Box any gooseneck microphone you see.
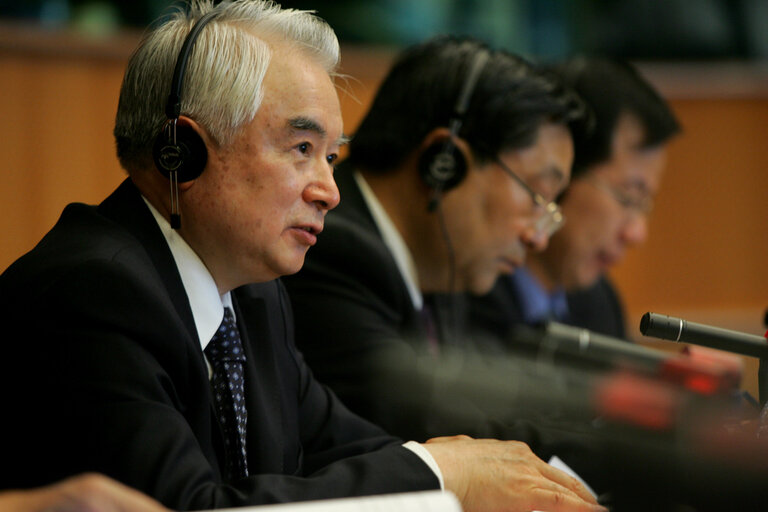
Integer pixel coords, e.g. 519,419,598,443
541,322,669,371
640,312,768,359
512,321,739,394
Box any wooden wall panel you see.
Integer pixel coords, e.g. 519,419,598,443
0,45,127,270
610,98,768,337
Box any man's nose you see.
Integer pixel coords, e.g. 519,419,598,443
522,223,550,252
304,163,340,211
621,213,649,247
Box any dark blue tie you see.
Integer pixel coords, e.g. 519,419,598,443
205,307,249,479
419,303,440,356
548,290,570,323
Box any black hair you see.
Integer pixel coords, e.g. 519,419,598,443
546,57,681,178
347,35,588,172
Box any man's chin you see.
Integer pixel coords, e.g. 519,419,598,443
268,253,308,279
281,260,306,277
568,270,603,292
468,274,498,297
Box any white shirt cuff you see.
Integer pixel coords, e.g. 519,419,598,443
402,440,444,490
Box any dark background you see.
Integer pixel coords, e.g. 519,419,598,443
2,0,768,61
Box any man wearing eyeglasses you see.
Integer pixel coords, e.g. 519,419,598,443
468,57,680,342
281,36,592,447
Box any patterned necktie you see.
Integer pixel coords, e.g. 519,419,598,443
205,307,249,480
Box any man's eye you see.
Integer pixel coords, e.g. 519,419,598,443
327,154,338,165
297,142,311,154
617,189,641,207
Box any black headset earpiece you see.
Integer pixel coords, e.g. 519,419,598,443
419,47,490,209
153,123,207,182
418,140,467,192
153,10,219,229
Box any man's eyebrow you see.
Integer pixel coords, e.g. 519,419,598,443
289,116,349,147
289,116,325,136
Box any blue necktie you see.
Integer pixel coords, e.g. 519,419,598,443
205,307,249,480
549,290,570,323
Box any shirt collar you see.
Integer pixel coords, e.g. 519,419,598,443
142,197,232,350
354,171,423,310
511,266,569,324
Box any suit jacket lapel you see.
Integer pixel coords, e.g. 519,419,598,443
233,285,286,474
333,163,379,232
334,165,428,346
98,178,198,345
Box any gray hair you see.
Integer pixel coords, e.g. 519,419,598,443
114,0,340,171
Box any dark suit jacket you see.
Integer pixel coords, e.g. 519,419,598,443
0,179,437,509
282,167,601,455
567,278,627,338
467,273,628,349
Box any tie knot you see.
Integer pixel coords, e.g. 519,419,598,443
205,308,245,364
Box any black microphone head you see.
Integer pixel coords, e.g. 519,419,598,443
763,308,768,328
639,311,681,339
639,312,652,335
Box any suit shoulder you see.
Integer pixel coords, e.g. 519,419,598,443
8,202,142,268
1,203,157,307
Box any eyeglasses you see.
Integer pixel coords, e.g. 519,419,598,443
585,178,654,216
493,157,564,237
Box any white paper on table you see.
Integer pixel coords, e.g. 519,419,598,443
197,490,461,512
547,455,597,498
531,456,599,512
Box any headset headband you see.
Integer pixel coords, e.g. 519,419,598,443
165,10,220,120
447,48,490,139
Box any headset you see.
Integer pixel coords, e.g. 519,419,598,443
153,10,219,229
418,47,490,211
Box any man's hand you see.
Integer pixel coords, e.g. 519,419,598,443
423,435,606,512
0,473,169,512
